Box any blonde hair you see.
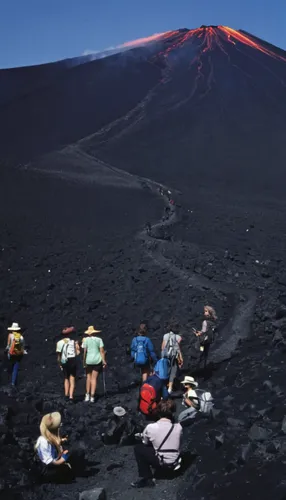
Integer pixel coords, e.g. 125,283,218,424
204,305,217,321
35,412,62,455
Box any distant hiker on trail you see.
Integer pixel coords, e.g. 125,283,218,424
145,222,152,235
161,322,183,395
6,322,26,386
158,187,164,196
56,327,80,403
83,325,107,403
164,206,171,220
193,305,217,369
131,324,157,382
178,376,214,425
131,400,182,489
138,368,169,417
35,412,73,481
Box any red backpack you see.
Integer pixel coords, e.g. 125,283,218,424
139,383,157,415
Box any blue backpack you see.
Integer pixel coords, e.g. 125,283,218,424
154,358,170,381
134,337,148,366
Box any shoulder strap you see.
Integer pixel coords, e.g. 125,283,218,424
157,424,175,452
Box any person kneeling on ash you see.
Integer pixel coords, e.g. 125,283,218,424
131,400,182,488
35,412,74,481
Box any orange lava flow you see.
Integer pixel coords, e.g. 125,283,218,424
120,30,180,48
219,26,286,62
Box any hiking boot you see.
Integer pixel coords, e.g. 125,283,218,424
131,478,156,488
84,394,90,402
64,395,69,402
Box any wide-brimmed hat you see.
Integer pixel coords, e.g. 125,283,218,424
7,322,21,331
181,376,198,387
84,325,101,335
113,406,126,417
62,326,75,335
40,412,61,433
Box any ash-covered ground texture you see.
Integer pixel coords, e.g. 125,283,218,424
1,24,286,500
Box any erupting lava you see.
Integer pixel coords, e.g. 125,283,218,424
119,25,286,64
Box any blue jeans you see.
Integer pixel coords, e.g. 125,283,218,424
8,355,21,385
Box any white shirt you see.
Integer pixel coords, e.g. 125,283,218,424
142,419,182,464
35,436,58,465
183,389,199,410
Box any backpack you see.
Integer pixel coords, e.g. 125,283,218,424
163,332,180,361
61,339,76,364
196,390,214,415
154,358,170,381
134,337,148,366
201,322,217,346
139,383,157,415
9,333,24,356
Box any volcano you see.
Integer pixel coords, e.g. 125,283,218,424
1,24,286,199
2,26,286,500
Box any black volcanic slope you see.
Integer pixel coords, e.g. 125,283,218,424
2,26,286,500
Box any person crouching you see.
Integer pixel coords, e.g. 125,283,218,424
178,376,199,424
131,400,182,488
35,412,73,482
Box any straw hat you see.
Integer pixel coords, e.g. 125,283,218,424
84,325,101,335
7,322,21,331
113,406,126,417
40,412,61,432
181,376,198,387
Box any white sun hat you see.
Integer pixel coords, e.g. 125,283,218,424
113,406,126,417
7,322,21,331
181,376,198,387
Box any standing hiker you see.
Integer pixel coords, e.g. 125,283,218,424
6,322,25,386
161,322,183,395
131,324,157,383
193,305,217,369
82,325,107,403
56,327,80,403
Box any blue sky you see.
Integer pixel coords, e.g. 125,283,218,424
1,0,285,68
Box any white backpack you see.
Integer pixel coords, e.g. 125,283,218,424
61,339,76,364
163,332,180,360
196,390,214,415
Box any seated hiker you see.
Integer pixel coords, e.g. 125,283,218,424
102,406,142,446
178,376,199,423
56,327,80,403
6,322,26,386
139,369,169,417
82,325,107,403
35,412,74,482
193,305,217,369
131,324,157,383
178,376,214,424
161,321,183,395
131,400,182,488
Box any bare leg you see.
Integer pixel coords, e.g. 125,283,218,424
86,371,91,395
141,365,150,383
90,370,99,397
64,378,70,397
69,375,75,399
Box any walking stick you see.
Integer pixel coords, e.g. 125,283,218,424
102,368,107,397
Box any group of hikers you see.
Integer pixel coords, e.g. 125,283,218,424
4,305,217,488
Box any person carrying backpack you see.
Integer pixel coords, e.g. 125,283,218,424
193,305,217,369
131,324,157,383
138,369,169,417
178,376,213,425
56,327,80,403
6,322,26,386
131,400,182,488
161,322,183,395
82,325,107,403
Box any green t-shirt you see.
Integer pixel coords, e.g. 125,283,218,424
82,336,104,365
